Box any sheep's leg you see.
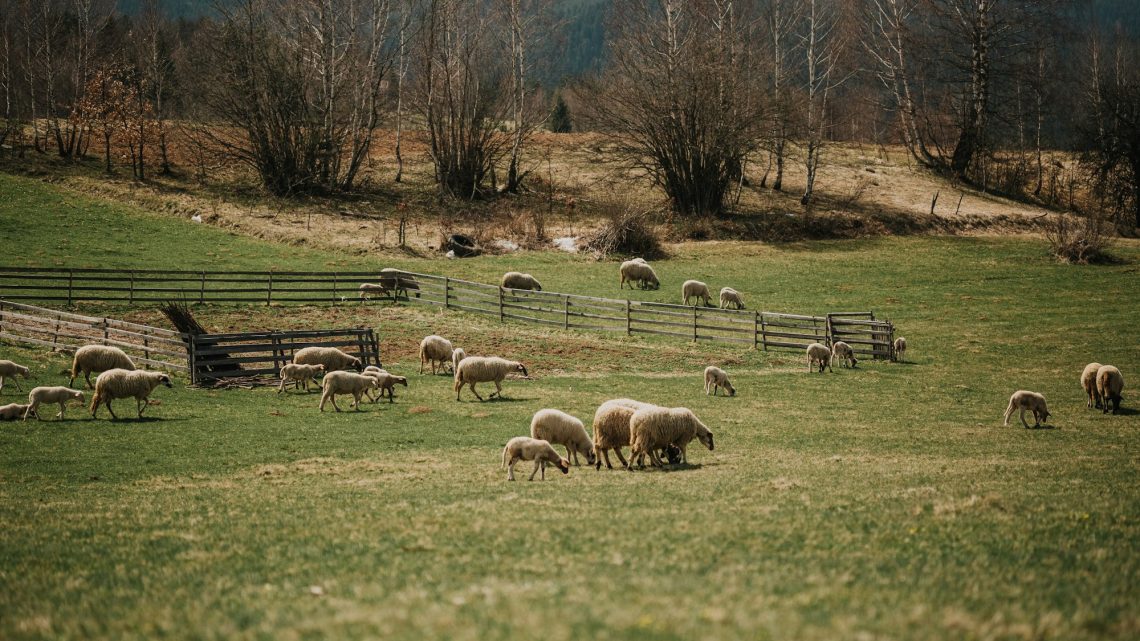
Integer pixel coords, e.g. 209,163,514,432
1002,400,1015,426
319,390,329,412
507,458,517,481
1019,407,1031,429
23,402,38,421
598,449,611,470
679,443,689,464
0,376,4,392
648,448,664,467
137,397,147,418
614,448,630,468
278,378,287,394
11,377,21,391
352,391,362,410
469,383,484,401
85,371,94,389
489,380,503,399
529,460,542,481
106,400,119,420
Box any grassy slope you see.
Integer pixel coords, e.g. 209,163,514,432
1,174,1139,640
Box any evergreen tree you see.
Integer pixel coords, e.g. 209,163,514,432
549,94,572,133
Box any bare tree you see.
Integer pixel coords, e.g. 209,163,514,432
134,0,174,175
798,0,848,206
393,0,416,183
498,0,550,193
762,0,803,191
1083,28,1140,228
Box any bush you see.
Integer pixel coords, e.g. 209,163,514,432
584,209,665,259
1045,211,1115,264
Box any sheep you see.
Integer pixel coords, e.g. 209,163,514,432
681,280,713,307
69,345,136,389
501,271,543,291
1002,390,1051,428
318,371,379,412
358,283,391,301
380,268,421,299
0,359,30,393
619,260,660,290
360,365,391,402
1,403,35,420
627,406,714,470
501,436,570,481
452,347,467,373
1096,365,1125,415
591,399,681,470
364,371,408,403
277,362,325,394
453,356,528,401
806,342,832,373
24,386,85,420
1081,362,1103,409
703,366,736,396
718,287,744,310
90,370,172,420
530,408,596,467
831,341,857,368
293,346,363,373
419,335,455,375
893,337,908,362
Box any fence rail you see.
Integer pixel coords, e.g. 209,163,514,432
190,328,381,384
0,267,896,357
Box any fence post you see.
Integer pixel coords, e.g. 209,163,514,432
625,300,631,336
753,311,759,350
67,270,74,307
103,318,110,345
52,319,61,351
129,271,135,304
271,332,283,373
333,272,338,304
444,278,450,309
144,334,151,362
692,306,698,342
199,271,206,304
563,296,569,330
188,335,197,385
760,314,768,351
498,287,504,323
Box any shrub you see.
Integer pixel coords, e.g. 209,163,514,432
584,209,665,259
1045,210,1115,264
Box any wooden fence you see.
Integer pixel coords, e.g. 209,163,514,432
0,300,189,373
190,328,381,384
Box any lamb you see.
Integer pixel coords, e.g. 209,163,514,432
318,371,379,412
452,347,467,373
530,408,596,466
453,356,528,401
703,366,736,396
24,386,86,420
806,342,832,373
0,359,30,392
1002,390,1051,428
277,362,325,393
893,337,907,362
719,287,744,310
681,280,712,307
361,365,390,402
1096,365,1125,415
831,341,857,368
358,283,391,301
591,399,681,470
501,271,543,291
419,335,455,375
364,371,408,403
1081,362,1103,409
627,406,714,469
69,345,136,389
293,346,363,373
619,259,660,290
501,436,570,481
0,403,34,420
90,370,172,420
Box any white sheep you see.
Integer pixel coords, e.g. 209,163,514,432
453,356,528,401
24,386,85,420
1002,390,1051,428
293,346,363,373
501,436,570,481
318,371,379,412
278,362,326,393
831,341,857,368
530,408,596,466
358,283,391,301
1096,365,1124,415
360,365,390,402
0,359,31,393
452,347,467,373
90,370,172,420
1,402,35,420
619,260,660,290
69,345,136,389
1081,362,1103,409
364,371,408,403
501,272,542,291
719,287,744,310
681,280,712,306
419,335,455,375
703,366,736,396
806,342,832,373
628,406,714,469
893,337,907,362
591,399,680,470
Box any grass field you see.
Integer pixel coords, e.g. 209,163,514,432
2,174,1139,640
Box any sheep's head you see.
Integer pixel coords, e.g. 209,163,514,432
556,458,570,474
158,374,173,388
396,377,408,387
647,275,660,289
315,364,327,373
725,382,736,397
17,366,29,377
72,391,86,402
584,447,597,466
697,427,714,451
664,444,683,464
516,363,529,377
351,358,363,372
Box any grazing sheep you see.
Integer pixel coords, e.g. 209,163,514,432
1096,365,1125,415
278,363,325,393
806,342,832,373
0,359,30,393
1081,362,1103,409
358,283,391,301
718,287,744,310
501,272,543,291
419,335,455,375
70,345,136,389
365,371,407,403
90,370,172,420
591,399,681,470
1002,390,1051,428
893,337,907,362
681,280,712,307
318,371,379,412
293,346,363,373
361,365,391,402
628,407,714,469
1,403,34,420
704,366,736,396
831,341,857,368
452,347,467,373
530,408,596,466
619,260,661,290
501,436,570,481
24,386,85,420
380,268,421,299
454,356,528,401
